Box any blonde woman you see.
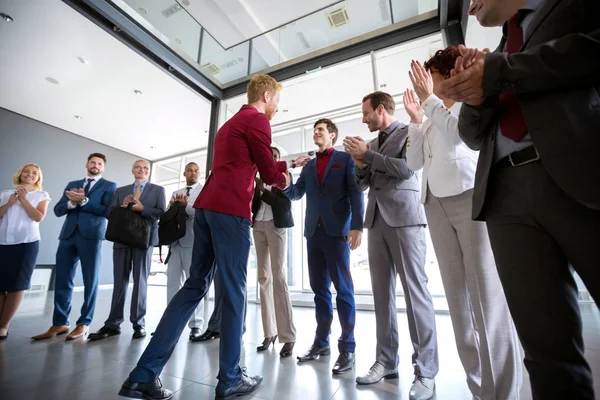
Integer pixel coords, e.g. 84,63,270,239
0,164,51,340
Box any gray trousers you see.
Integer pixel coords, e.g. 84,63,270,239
105,246,153,329
368,210,439,378
425,188,522,400
484,162,600,400
166,242,205,330
253,220,296,343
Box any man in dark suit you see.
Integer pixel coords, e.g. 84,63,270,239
119,74,290,400
89,159,165,341
438,0,600,398
252,146,296,358
32,153,117,341
284,118,364,375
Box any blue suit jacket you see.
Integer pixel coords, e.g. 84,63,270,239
54,178,117,240
107,183,166,248
284,150,364,237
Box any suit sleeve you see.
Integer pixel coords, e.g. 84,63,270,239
261,189,292,213
458,101,499,151
54,184,74,217
283,169,306,201
355,141,374,192
80,182,116,217
483,26,600,96
106,188,120,218
141,186,166,220
362,147,414,180
346,157,364,232
247,114,287,189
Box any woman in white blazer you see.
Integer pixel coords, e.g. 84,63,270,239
405,47,522,400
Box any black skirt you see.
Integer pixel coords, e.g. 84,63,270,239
0,241,40,291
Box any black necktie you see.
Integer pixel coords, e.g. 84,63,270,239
378,132,388,147
84,178,94,195
185,186,192,196
316,150,329,158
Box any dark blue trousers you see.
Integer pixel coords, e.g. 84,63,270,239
52,231,102,326
129,209,251,390
306,225,356,353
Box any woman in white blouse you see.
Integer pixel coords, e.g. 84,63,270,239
0,163,50,340
404,47,522,400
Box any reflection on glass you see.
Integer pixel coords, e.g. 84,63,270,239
200,33,250,83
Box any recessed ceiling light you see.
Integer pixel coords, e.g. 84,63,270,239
0,13,14,22
134,90,143,95
45,77,59,84
380,83,387,88
282,109,289,113
150,146,156,149
138,7,147,14
74,115,82,120
175,38,182,44
78,57,88,64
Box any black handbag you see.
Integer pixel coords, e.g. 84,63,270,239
158,202,188,246
105,203,151,249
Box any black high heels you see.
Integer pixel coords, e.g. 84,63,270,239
256,335,277,352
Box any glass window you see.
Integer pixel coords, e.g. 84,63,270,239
200,33,250,83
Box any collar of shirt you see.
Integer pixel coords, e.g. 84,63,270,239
134,181,148,191
186,182,200,190
316,147,334,157
85,175,101,181
521,0,543,12
380,120,401,136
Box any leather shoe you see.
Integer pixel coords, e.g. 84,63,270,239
409,376,435,400
215,369,262,399
88,326,121,341
280,342,295,358
188,327,202,341
297,344,330,362
31,325,69,340
256,335,277,352
332,352,355,374
133,326,146,339
356,361,398,384
118,377,173,400
66,325,89,341
191,329,219,342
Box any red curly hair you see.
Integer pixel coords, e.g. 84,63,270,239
424,46,462,78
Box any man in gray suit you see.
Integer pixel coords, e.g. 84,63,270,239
344,91,438,400
89,160,166,341
439,0,600,398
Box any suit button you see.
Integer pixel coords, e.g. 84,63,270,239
375,187,381,191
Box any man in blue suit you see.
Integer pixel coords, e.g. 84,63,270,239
32,153,117,341
285,118,364,375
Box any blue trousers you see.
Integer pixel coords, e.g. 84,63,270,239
306,225,356,353
129,209,251,390
53,231,102,326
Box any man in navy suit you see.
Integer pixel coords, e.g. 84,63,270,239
284,118,364,375
32,153,117,341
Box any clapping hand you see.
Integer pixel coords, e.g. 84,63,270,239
65,188,85,204
403,89,424,124
408,60,434,102
7,192,18,206
131,197,144,212
170,193,188,206
254,177,265,192
439,45,489,106
15,186,28,203
122,194,134,207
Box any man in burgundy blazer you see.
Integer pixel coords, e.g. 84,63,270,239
120,74,290,400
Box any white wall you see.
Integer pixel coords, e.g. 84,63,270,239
464,15,502,50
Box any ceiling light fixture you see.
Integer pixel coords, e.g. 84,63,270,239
0,13,14,22
74,115,82,120
175,38,182,44
282,109,289,113
138,8,147,15
45,77,59,84
134,90,143,95
78,57,88,64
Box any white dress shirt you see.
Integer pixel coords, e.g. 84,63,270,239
255,184,274,222
67,175,102,209
406,94,479,204
171,182,202,218
0,189,51,244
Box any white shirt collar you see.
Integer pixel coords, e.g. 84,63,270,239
85,175,102,181
185,182,200,190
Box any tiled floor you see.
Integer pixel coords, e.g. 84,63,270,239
0,287,598,400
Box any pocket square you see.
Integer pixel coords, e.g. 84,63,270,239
332,164,342,169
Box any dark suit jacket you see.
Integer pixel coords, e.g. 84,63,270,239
107,183,166,248
284,150,364,237
251,185,294,229
459,0,600,220
54,178,117,240
194,105,288,220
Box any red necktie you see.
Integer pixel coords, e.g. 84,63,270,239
498,11,528,141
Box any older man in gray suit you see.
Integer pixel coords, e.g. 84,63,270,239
344,91,438,400
89,159,166,341
438,0,600,398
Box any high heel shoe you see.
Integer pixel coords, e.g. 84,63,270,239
280,342,295,358
256,335,277,352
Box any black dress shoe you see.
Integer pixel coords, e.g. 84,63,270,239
118,377,173,400
297,344,330,362
191,329,220,342
280,342,295,358
133,327,146,339
0,331,8,341
88,326,120,341
256,335,277,352
189,328,202,341
332,352,355,375
215,369,263,399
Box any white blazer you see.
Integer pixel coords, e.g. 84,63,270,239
406,95,479,204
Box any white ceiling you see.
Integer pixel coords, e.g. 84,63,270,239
464,15,502,50
0,0,212,161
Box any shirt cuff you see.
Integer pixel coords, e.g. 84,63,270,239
67,201,77,209
80,197,89,207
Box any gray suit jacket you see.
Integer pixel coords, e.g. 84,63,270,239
108,183,166,248
355,122,426,229
459,0,600,220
